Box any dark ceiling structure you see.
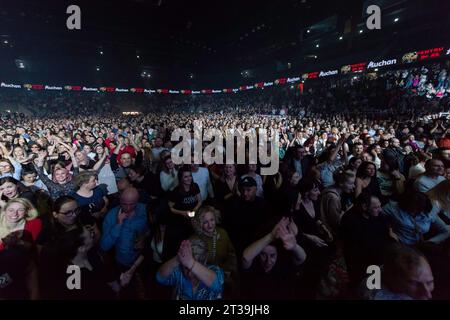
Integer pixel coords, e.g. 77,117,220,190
0,0,449,88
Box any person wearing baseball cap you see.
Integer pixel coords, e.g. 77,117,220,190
223,176,270,255
239,176,257,198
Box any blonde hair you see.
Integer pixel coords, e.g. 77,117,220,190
74,170,98,189
192,205,221,236
0,198,39,239
13,146,28,160
427,180,450,211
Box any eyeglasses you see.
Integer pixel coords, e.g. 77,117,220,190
59,208,81,216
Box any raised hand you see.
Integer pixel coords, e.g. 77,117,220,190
68,145,78,158
177,240,194,269
286,217,298,236
277,222,297,251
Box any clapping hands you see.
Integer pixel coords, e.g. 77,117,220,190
271,217,299,251
177,240,195,269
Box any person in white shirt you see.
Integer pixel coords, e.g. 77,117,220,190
414,159,446,193
191,163,214,201
151,137,169,161
160,156,178,192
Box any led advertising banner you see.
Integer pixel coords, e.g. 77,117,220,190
1,45,448,95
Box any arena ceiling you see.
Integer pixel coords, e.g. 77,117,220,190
0,0,448,87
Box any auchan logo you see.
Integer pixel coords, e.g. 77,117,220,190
367,59,397,68
319,70,338,77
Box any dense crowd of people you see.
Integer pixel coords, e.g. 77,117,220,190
0,60,450,300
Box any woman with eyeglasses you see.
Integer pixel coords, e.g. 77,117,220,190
0,198,42,252
36,196,81,247
52,224,123,300
37,196,103,298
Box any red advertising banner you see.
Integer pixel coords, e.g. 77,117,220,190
274,78,287,85
341,62,367,74
402,47,445,63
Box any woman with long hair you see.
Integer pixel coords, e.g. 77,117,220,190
426,180,450,222
0,198,41,251
165,165,202,258
0,177,37,209
215,164,239,204
355,161,383,200
160,155,179,192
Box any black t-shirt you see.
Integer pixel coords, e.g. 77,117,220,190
169,183,200,211
133,173,163,199
292,202,321,236
55,250,116,300
339,208,394,283
0,249,31,299
79,159,96,171
223,196,270,255
241,254,296,300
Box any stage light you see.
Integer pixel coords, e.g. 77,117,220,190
339,36,343,40
374,68,379,72
15,59,27,69
316,44,319,48
359,30,363,34
136,55,140,59
394,18,399,22
100,51,104,55
3,40,8,44
96,67,100,71
306,29,310,33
